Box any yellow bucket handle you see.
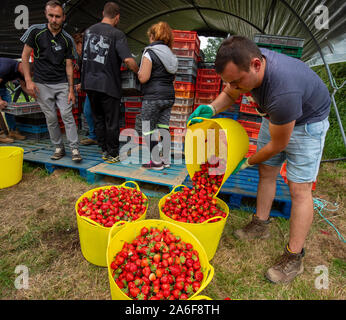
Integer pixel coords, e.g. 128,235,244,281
190,295,213,300
0,148,23,159
121,181,140,191
198,263,214,291
107,220,128,246
200,215,226,225
80,215,104,228
171,184,188,193
186,116,208,128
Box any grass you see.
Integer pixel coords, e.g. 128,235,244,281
0,161,344,300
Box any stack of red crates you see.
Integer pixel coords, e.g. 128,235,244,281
172,30,200,62
121,96,143,145
237,93,262,157
170,30,200,152
194,68,221,110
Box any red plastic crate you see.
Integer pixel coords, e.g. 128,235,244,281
245,128,259,139
240,103,259,115
175,91,195,99
124,101,142,108
174,81,195,92
172,48,198,61
197,69,218,77
172,40,200,54
238,120,261,131
195,91,218,100
173,30,199,42
194,97,214,105
197,76,221,85
196,82,220,92
246,144,257,157
171,104,194,114
170,127,187,136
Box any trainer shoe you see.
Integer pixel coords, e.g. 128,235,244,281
142,161,164,171
51,147,66,160
233,214,271,240
8,130,26,140
80,138,97,145
0,133,14,143
265,245,305,284
105,155,120,164
71,149,82,163
102,151,109,160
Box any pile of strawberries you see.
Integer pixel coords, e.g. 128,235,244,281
77,186,148,227
161,157,227,223
110,226,204,300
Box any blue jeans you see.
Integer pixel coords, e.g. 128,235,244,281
257,117,330,183
83,95,96,140
0,87,16,130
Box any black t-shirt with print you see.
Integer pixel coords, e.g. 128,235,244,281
81,23,132,99
20,24,75,84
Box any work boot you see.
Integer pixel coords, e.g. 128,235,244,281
265,246,305,284
0,133,14,143
51,147,66,160
8,130,26,140
71,149,83,163
80,138,97,145
233,214,271,240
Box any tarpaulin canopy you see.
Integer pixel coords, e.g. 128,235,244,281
1,0,346,62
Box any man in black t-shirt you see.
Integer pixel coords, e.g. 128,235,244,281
20,0,82,163
81,1,139,163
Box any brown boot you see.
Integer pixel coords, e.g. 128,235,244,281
233,214,271,240
0,133,14,143
265,246,305,284
8,130,26,140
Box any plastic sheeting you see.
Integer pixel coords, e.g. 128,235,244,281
1,0,345,62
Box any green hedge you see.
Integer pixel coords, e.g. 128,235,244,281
312,62,346,159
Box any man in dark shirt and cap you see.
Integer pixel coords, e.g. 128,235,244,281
0,58,30,143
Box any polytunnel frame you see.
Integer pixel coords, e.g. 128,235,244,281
64,0,346,154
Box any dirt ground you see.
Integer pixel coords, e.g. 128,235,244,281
0,161,345,300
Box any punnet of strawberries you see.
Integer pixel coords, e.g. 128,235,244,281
110,226,205,300
77,186,148,227
161,156,227,223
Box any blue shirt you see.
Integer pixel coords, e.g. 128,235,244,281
0,57,23,89
251,48,331,125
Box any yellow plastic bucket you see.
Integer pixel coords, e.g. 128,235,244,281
0,146,24,189
158,185,230,261
185,117,249,196
75,181,148,267
106,219,214,300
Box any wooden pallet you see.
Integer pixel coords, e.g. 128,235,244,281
183,166,292,219
3,138,188,196
86,147,188,193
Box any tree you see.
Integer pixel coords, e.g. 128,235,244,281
202,37,224,62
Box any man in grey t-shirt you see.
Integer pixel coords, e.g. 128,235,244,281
188,36,330,284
